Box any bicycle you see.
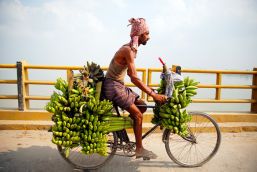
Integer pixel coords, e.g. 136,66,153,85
57,66,221,170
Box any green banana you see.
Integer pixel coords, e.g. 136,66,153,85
186,86,198,90
186,92,195,97
190,81,200,86
186,89,197,94
159,113,170,118
183,76,189,87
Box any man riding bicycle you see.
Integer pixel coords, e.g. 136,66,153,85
102,18,167,160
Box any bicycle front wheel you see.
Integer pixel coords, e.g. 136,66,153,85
57,132,118,170
165,111,221,167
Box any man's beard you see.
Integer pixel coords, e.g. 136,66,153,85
142,41,147,45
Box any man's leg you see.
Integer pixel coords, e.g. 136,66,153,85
126,103,157,159
126,104,144,152
135,99,147,114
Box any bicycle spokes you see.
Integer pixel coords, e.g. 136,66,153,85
123,142,136,156
165,112,221,167
182,128,197,144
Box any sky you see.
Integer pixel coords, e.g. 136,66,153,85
0,0,257,69
0,0,257,111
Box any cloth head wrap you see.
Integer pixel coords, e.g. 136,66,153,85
128,18,149,51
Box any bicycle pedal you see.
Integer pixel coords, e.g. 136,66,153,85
143,157,150,160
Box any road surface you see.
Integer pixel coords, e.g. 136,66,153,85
0,130,257,172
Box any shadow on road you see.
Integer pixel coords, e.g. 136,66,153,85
88,155,179,172
0,146,179,172
0,146,73,172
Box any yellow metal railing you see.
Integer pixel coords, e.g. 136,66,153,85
0,64,18,100
0,62,256,112
0,61,146,110
147,65,257,107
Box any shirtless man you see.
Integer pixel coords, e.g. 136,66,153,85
102,18,167,159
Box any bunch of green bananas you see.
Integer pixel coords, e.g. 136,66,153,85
46,61,133,157
45,78,88,115
46,77,111,157
51,112,82,147
101,116,134,132
74,61,104,89
153,76,199,136
45,78,71,114
51,108,110,157
78,98,117,156
83,97,113,115
55,77,68,94
45,78,83,157
79,107,110,156
71,61,104,98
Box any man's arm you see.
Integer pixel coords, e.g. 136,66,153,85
124,48,154,97
123,47,167,104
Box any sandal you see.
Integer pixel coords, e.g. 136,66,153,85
135,148,157,160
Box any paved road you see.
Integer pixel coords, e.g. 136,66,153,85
0,130,257,172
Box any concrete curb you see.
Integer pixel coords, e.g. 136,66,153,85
1,110,257,123
0,120,257,133
1,110,256,133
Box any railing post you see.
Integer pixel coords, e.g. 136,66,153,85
67,69,73,91
16,61,24,111
22,60,30,110
251,68,257,112
147,69,152,102
215,73,222,100
141,69,146,99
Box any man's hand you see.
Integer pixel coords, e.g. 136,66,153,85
152,93,167,104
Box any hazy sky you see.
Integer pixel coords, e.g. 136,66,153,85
0,0,256,111
0,0,257,70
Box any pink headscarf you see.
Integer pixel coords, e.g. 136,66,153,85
128,18,149,51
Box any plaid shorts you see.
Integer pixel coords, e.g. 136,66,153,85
102,78,139,110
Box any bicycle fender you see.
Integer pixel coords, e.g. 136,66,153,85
162,129,170,143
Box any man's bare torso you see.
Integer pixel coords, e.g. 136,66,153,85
112,44,136,67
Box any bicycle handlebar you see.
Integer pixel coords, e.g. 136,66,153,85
135,104,155,108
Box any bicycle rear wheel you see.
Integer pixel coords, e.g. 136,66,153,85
164,111,221,167
57,132,118,170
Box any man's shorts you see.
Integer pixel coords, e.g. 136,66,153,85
102,78,140,110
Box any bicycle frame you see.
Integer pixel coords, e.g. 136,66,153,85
114,104,198,145
114,104,160,143
111,65,198,150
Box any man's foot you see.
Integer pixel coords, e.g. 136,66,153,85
135,148,157,159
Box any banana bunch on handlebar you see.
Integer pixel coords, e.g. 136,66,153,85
153,58,199,136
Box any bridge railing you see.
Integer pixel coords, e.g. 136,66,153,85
0,64,18,102
0,61,146,111
0,61,256,112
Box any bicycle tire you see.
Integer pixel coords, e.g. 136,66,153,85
57,132,118,170
164,111,221,167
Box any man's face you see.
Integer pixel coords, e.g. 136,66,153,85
139,31,150,45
